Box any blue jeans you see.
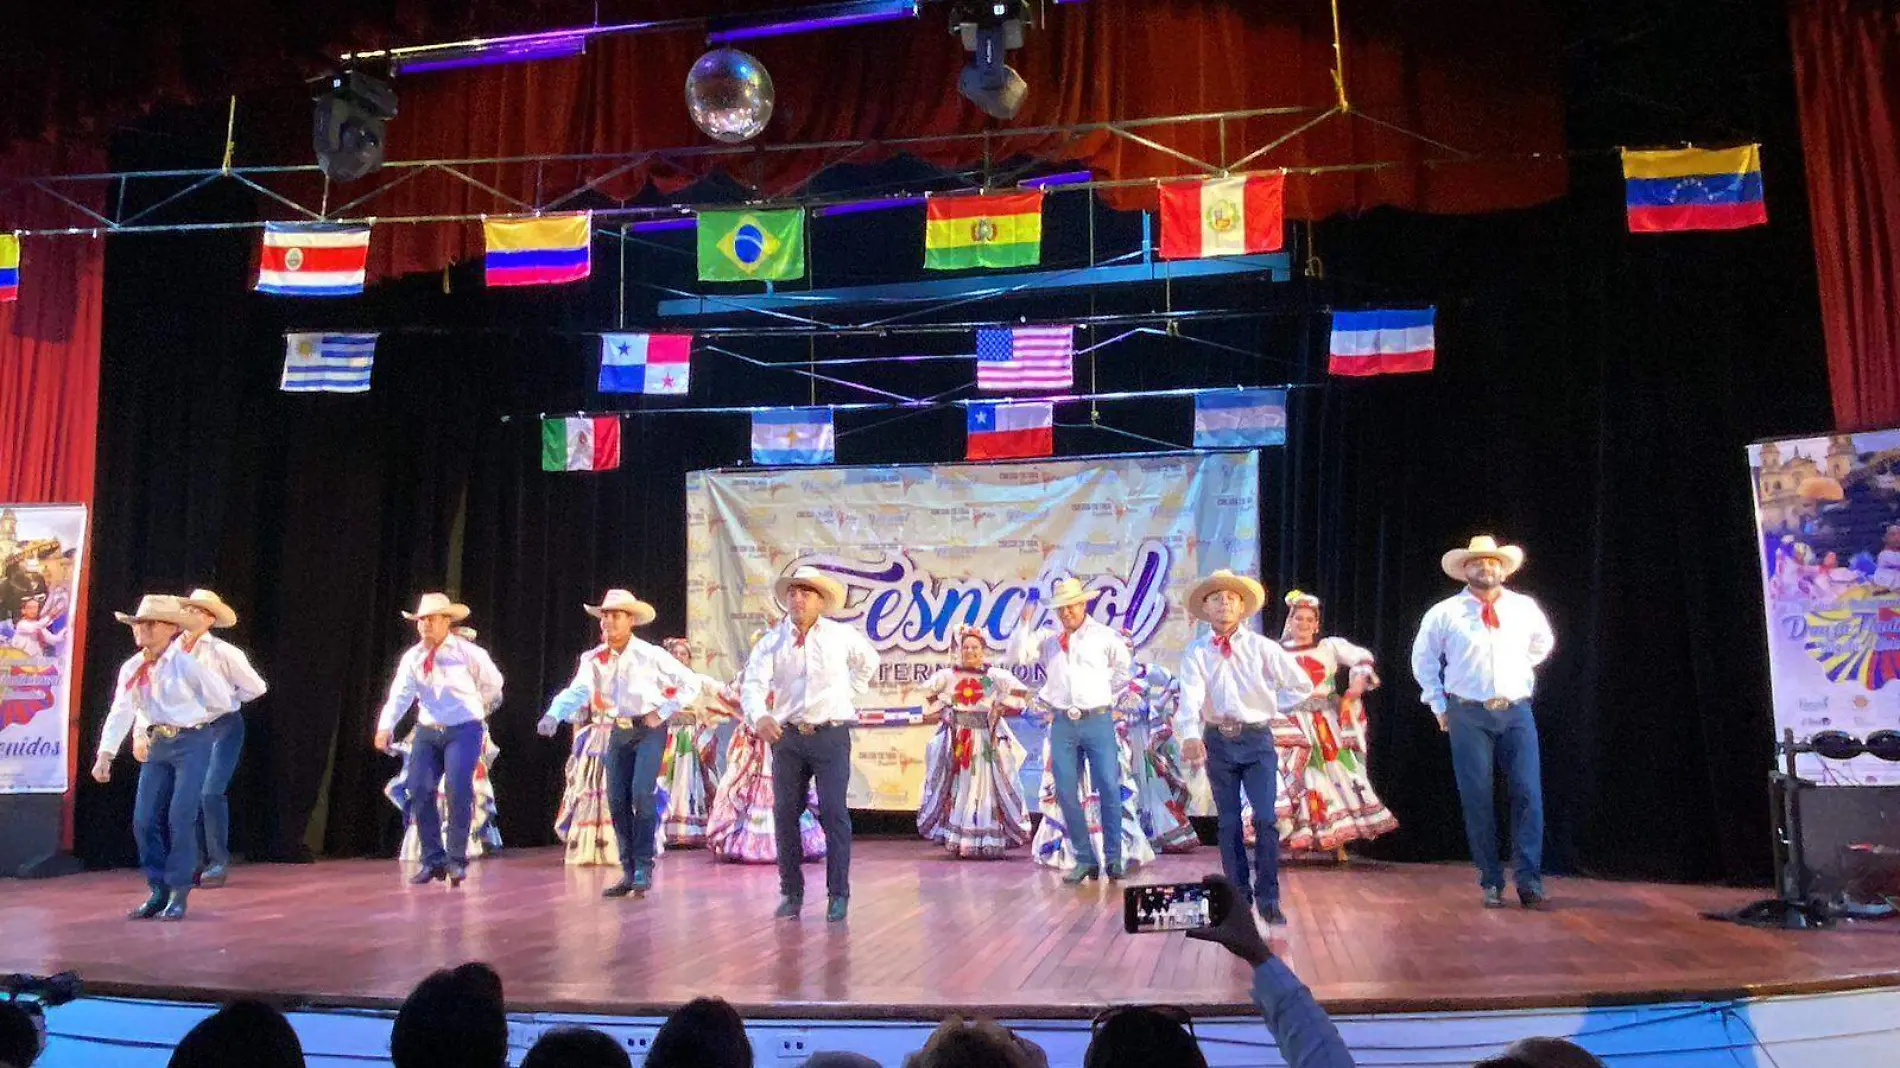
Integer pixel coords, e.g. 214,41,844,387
771,724,853,900
198,712,245,869
1204,726,1281,906
603,723,667,875
1447,698,1544,892
133,727,215,890
406,720,485,869
1048,710,1123,868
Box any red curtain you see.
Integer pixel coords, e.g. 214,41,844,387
322,0,1566,279
1789,0,1900,431
0,140,106,843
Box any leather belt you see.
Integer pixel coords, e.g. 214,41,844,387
1452,695,1514,712
792,721,844,735
1212,720,1269,740
146,722,209,740
611,716,641,729
1061,706,1110,722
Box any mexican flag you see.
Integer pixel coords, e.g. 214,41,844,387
542,416,621,472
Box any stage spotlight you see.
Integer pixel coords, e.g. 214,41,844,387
1865,729,1900,762
951,1,1031,120
311,71,397,183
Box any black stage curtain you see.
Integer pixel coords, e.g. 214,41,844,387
76,6,1828,880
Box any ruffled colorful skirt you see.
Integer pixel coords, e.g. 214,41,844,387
1123,718,1201,853
661,716,722,848
1243,696,1398,851
704,723,826,863
916,715,1030,858
384,728,503,862
1031,728,1156,872
554,720,670,867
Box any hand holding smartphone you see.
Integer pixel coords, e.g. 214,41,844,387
1123,881,1229,934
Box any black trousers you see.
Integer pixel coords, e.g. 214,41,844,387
771,724,853,901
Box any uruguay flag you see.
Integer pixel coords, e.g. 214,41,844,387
751,408,834,466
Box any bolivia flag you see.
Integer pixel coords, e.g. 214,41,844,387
485,212,593,287
542,416,621,472
1621,145,1767,233
1158,175,1284,259
924,191,1043,270
966,401,1053,460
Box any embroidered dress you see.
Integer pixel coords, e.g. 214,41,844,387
1279,637,1398,848
386,727,504,861
703,681,825,863
552,651,674,866
1122,662,1200,853
1029,705,1157,871
915,665,1030,858
660,673,728,847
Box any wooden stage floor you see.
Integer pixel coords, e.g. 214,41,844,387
4,842,1897,1020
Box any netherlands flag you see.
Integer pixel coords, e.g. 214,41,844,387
255,223,369,297
966,401,1053,461
1327,308,1436,377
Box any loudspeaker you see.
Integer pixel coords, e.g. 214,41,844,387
1774,777,1900,898
0,793,82,879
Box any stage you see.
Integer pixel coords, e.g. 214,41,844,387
4,841,1897,1022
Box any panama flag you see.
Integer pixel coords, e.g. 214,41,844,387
256,222,370,296
599,333,692,394
1158,175,1284,259
542,416,621,472
966,401,1053,460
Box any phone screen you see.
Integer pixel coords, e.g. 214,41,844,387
1123,882,1216,933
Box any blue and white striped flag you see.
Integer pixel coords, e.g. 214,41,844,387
281,332,378,393
751,408,834,466
1193,388,1287,447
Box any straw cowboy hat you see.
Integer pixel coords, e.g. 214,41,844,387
773,566,847,614
1186,569,1266,622
401,592,471,622
180,588,238,628
1441,535,1525,582
584,588,657,625
1044,577,1095,610
115,594,195,628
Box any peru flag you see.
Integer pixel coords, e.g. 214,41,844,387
1158,175,1284,259
256,222,370,296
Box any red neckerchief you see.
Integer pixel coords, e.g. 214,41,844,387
794,622,813,649
1475,594,1501,629
124,652,160,693
1211,630,1236,659
421,639,445,678
182,632,204,654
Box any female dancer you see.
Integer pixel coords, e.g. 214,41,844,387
659,637,727,848
1121,648,1200,854
915,627,1031,858
703,628,826,864
1276,590,1398,852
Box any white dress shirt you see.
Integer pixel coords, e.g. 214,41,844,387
1410,588,1555,716
741,617,879,727
98,640,237,757
183,631,269,713
1005,615,1131,711
544,637,703,725
1175,627,1315,742
376,635,504,733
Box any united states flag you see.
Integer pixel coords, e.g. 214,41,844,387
976,325,1073,391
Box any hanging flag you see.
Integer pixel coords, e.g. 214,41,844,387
966,401,1054,461
255,222,370,296
1194,389,1287,447
599,333,693,394
0,234,18,302
1621,145,1767,233
280,332,377,393
1328,309,1436,377
542,416,622,472
697,209,806,282
483,212,593,287
751,408,835,466
1158,175,1285,259
924,191,1043,270
976,325,1073,391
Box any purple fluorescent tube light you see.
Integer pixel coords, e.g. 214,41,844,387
629,217,698,233
1022,170,1094,189
813,195,928,217
395,33,588,73
706,0,920,43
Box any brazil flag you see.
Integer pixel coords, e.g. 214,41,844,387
697,208,806,282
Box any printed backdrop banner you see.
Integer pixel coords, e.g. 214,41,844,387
0,504,87,794
1749,430,1900,785
686,452,1261,809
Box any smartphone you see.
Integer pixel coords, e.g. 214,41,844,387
1122,882,1225,934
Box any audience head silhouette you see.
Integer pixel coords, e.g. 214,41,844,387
390,962,507,1068
0,1001,42,1068
522,1026,633,1068
1475,1037,1607,1068
904,1016,1043,1068
166,1000,304,1068
1083,1006,1206,1068
645,996,753,1068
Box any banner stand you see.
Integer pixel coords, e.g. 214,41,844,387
0,794,81,878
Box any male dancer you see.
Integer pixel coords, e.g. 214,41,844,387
1411,535,1555,909
375,593,504,887
742,566,878,922
537,590,701,897
91,595,236,921
1176,570,1314,924
1006,576,1132,884
177,589,268,888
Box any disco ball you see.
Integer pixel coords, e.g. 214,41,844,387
685,48,774,144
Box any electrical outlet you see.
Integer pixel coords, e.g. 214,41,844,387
626,1029,654,1054
777,1032,812,1060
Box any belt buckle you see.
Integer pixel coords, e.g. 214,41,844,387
154,725,180,740
614,716,635,729
1065,708,1083,722
1216,722,1243,739
795,722,818,735
1483,698,1510,712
